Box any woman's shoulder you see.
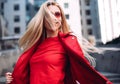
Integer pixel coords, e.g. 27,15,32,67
58,32,76,38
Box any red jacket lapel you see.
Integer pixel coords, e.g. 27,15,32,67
58,32,112,84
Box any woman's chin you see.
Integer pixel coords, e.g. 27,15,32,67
51,26,60,32
50,28,58,32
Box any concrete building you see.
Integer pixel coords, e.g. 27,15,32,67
118,0,120,20
1,0,47,38
34,0,47,7
0,0,7,16
0,0,7,38
26,0,36,23
3,0,26,38
34,0,47,13
26,0,47,23
80,0,120,44
80,0,101,45
0,15,8,38
56,0,82,37
1,0,82,37
116,0,120,35
98,0,120,44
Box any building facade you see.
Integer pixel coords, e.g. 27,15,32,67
80,0,120,44
80,0,101,45
1,0,120,44
0,0,7,38
98,0,120,44
3,0,26,38
56,0,82,37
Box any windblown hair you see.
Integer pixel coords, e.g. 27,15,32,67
19,1,98,67
19,1,69,51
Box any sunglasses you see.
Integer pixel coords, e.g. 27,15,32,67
51,11,61,18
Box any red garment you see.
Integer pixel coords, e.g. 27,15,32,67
30,37,67,84
10,32,112,84
58,32,112,84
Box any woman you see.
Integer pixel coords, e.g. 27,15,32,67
6,1,112,84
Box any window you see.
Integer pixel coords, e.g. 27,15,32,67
64,3,69,8
80,10,82,15
14,15,20,22
85,0,90,6
65,14,69,19
14,27,20,34
14,4,20,11
1,2,4,9
87,28,93,35
1,12,4,16
34,6,39,11
79,0,81,5
86,10,91,15
86,19,92,25
82,29,84,35
81,19,83,25
26,4,29,11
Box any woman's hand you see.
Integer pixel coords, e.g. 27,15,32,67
5,72,13,84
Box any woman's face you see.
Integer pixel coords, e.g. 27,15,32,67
44,5,62,32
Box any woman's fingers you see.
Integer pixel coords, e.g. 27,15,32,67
5,72,12,76
5,72,13,84
6,78,13,84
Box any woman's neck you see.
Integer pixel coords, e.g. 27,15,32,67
46,30,59,38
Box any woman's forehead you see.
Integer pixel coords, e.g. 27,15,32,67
48,5,60,12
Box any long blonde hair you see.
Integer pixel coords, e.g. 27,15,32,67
19,1,97,67
19,1,69,51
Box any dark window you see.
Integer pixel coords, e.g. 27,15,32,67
14,15,20,22
14,4,19,11
26,4,29,11
80,10,82,15
1,12,4,16
82,29,84,35
1,2,4,9
86,19,92,25
64,3,69,8
87,29,93,35
79,0,81,5
85,0,90,6
34,6,39,11
14,27,20,34
86,10,91,15
65,14,69,19
81,19,83,25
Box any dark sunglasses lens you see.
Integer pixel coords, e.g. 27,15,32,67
55,12,61,17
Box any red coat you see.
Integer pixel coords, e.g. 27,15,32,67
10,32,112,84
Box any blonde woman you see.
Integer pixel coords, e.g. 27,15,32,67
5,1,112,84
